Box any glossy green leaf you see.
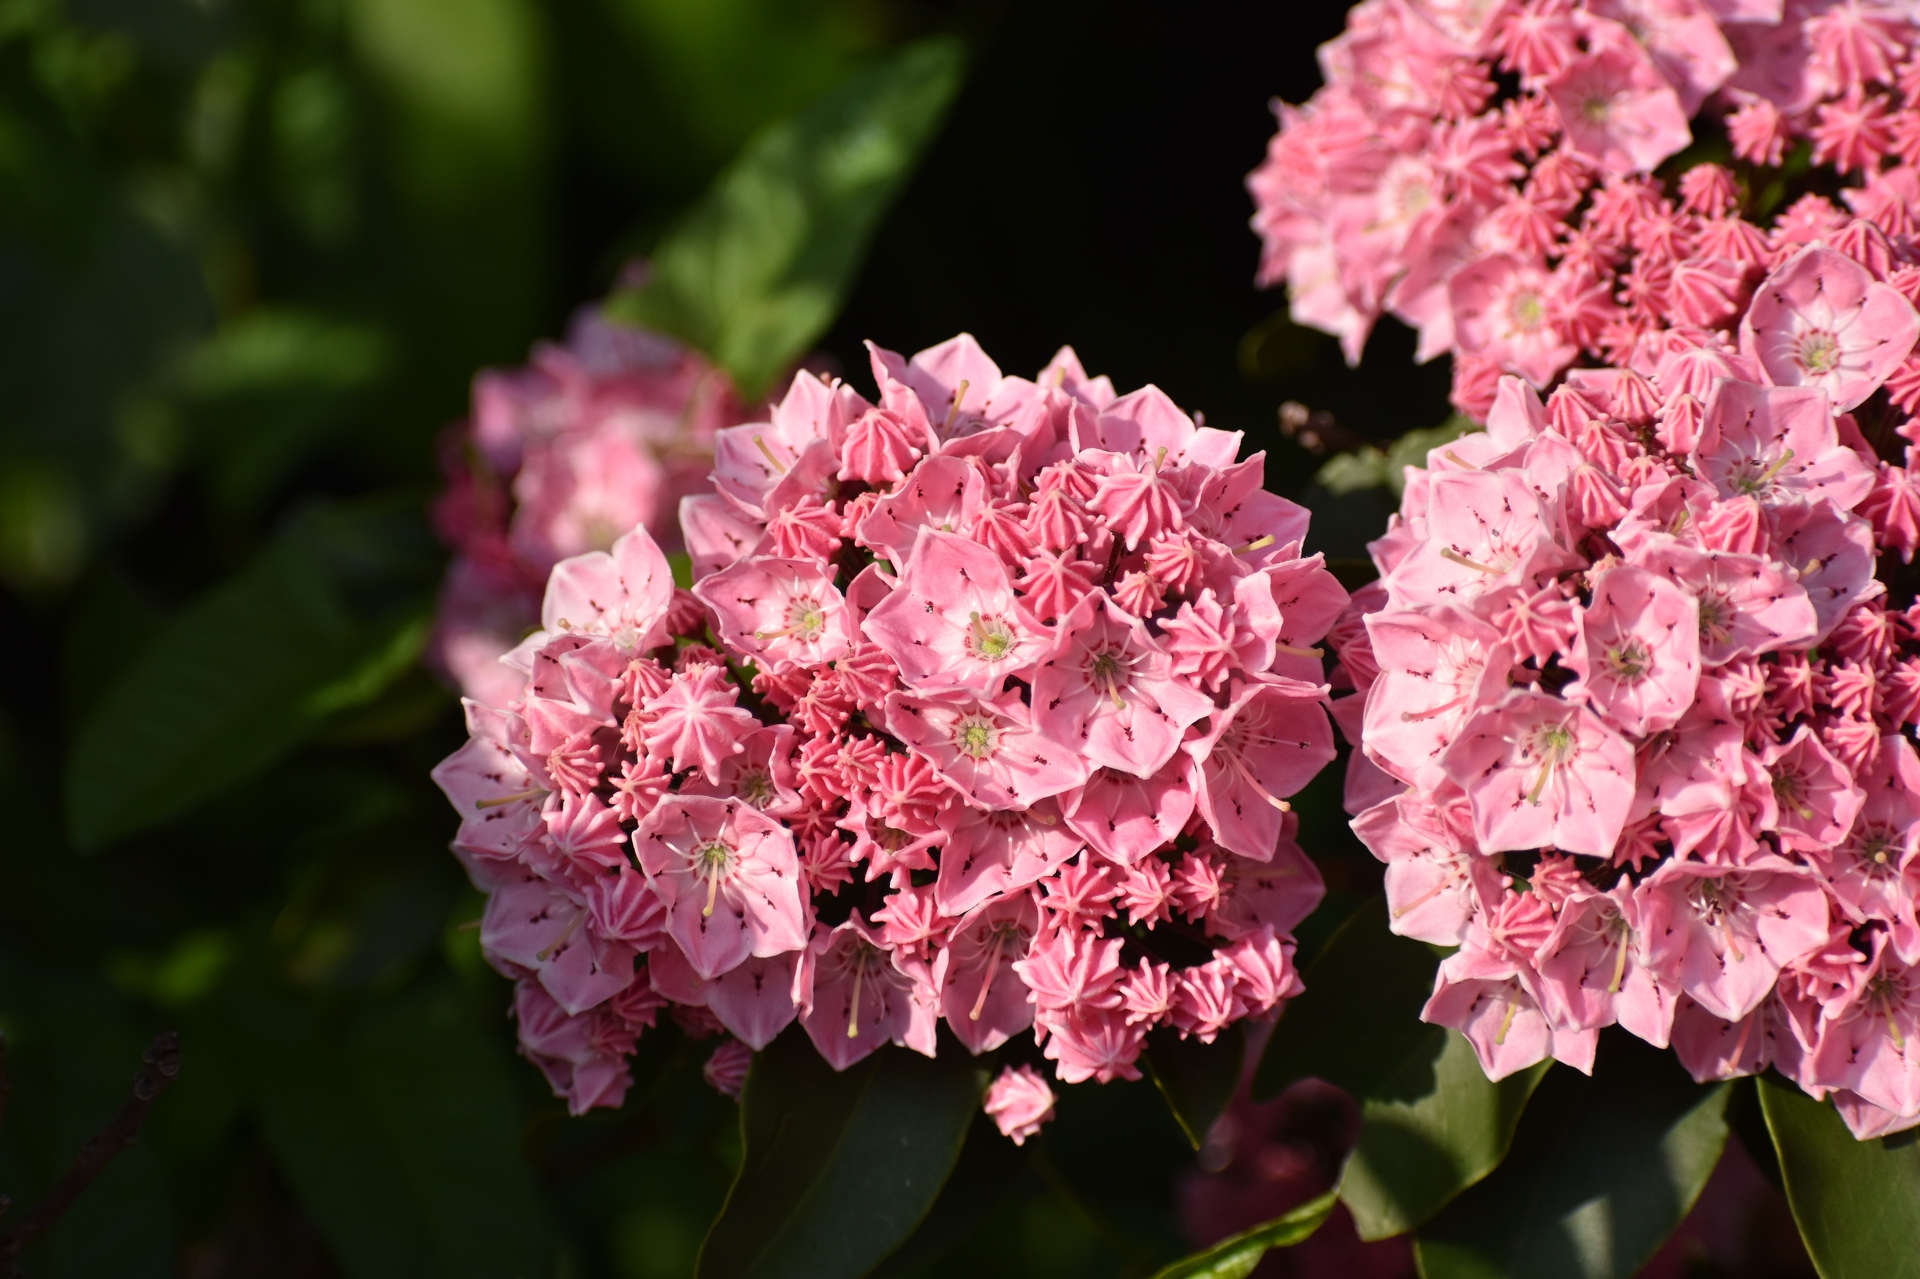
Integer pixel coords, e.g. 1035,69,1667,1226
608,36,965,399
245,977,555,1279
1759,1073,1920,1279
697,1029,982,1279
1415,1033,1732,1279
867,1112,1028,1279
64,506,432,849
1254,897,1440,1102
1146,1023,1246,1149
1146,1190,1339,1279
1340,1030,1548,1240
1255,898,1542,1238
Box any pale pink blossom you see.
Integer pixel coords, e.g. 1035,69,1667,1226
983,1064,1056,1145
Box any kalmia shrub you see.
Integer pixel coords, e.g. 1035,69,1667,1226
433,336,1348,1139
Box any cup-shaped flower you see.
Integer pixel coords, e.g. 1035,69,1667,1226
1361,605,1511,790
540,524,676,653
932,893,1039,1054
864,529,1048,696
1440,688,1635,857
1742,244,1920,411
1691,379,1875,512
1566,564,1702,736
794,915,938,1070
884,687,1090,810
633,795,807,981
1030,593,1214,777
696,555,852,671
1185,680,1336,860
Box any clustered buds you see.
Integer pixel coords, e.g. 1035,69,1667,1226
1250,0,1920,421
429,306,746,708
1333,233,1920,1139
433,336,1348,1136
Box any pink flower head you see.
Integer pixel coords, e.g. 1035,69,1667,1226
696,556,852,671
1742,244,1920,411
1441,688,1636,857
633,795,807,981
983,1064,1056,1145
863,530,1048,696
1030,592,1214,778
482,871,637,1014
1565,564,1702,736
513,980,633,1115
1185,681,1337,860
639,664,759,783
795,915,938,1070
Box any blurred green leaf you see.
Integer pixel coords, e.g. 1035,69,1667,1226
867,1111,1028,1279
608,36,965,399
1255,899,1545,1239
1414,1035,1731,1279
170,308,394,514
64,504,433,850
0,957,173,1279
1145,1023,1245,1150
1759,1074,1920,1279
698,1030,981,1279
243,976,556,1279
1315,415,1478,498
1146,1190,1338,1279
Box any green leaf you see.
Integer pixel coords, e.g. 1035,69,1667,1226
64,505,432,849
697,1029,982,1279
244,977,555,1279
1255,899,1545,1238
1146,1023,1246,1149
1414,1034,1732,1279
607,36,965,399
1340,1031,1549,1240
1146,1190,1339,1279
1314,416,1479,498
867,1112,1028,1279
1758,1073,1920,1279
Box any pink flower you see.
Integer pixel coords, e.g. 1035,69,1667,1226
935,799,1079,916
1061,764,1196,866
1450,254,1580,386
1441,688,1636,857
932,894,1039,1054
513,980,633,1115
1185,681,1337,860
1543,28,1692,174
863,530,1048,696
795,916,938,1070
1030,593,1213,777
633,795,808,981
983,1064,1056,1145
696,556,853,671
1691,379,1876,512
639,664,759,783
1424,946,1598,1080
1742,245,1920,411
539,524,677,654
884,687,1090,810
1361,606,1512,790
1649,860,1831,1023
704,1038,753,1100
1565,564,1702,735
1535,880,1679,1046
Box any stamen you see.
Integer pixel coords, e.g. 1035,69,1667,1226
1441,547,1505,574
1494,995,1521,1046
1228,752,1291,811
1276,643,1325,659
476,787,545,810
535,912,582,962
1391,879,1451,919
970,937,1003,1021
754,434,790,475
704,871,720,919
1232,534,1275,555
1607,928,1630,994
943,380,971,432
848,957,865,1039
1402,695,1469,723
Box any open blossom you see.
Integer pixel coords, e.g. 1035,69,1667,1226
433,336,1344,1121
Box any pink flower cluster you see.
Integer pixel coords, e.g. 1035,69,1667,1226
429,307,746,708
432,335,1348,1122
1332,240,1920,1139
1249,0,1920,417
